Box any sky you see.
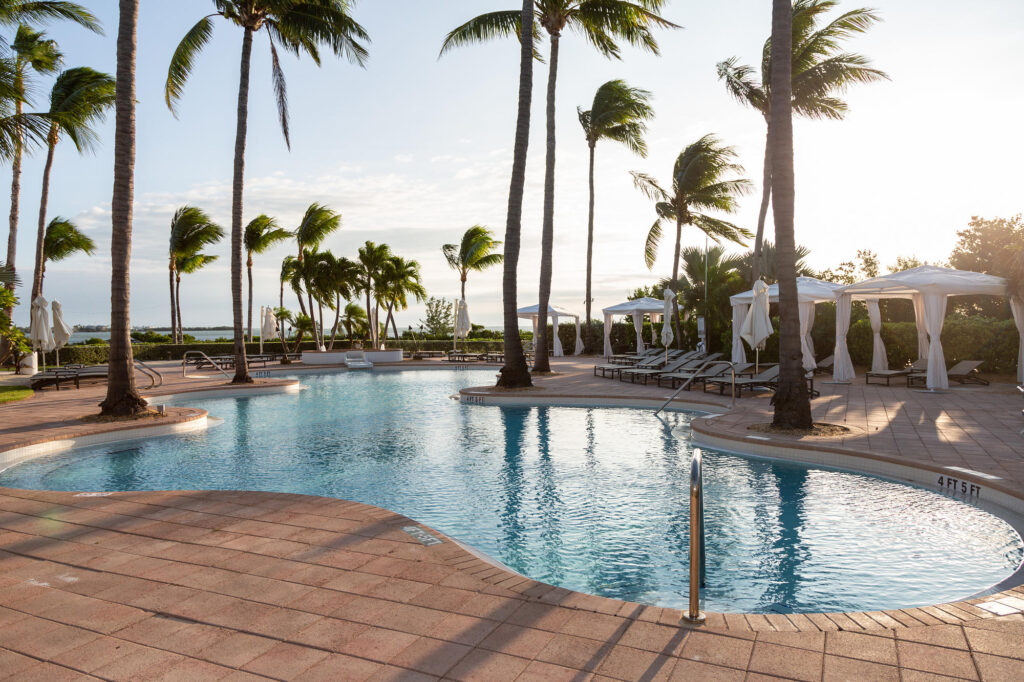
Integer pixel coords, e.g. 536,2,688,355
7,0,1024,329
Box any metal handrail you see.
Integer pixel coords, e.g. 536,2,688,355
683,447,706,623
133,359,163,388
182,350,232,379
655,359,738,415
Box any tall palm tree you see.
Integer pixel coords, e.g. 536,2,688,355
169,206,223,343
30,66,115,300
293,203,340,345
578,79,653,336
100,0,143,416
717,0,887,282
243,214,289,341
443,1,676,373
631,134,753,346
769,0,811,428
165,0,369,383
380,255,426,341
39,215,93,295
339,301,366,343
323,252,358,349
442,225,503,302
356,240,392,349
175,251,218,334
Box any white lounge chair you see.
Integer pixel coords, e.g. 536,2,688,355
344,351,373,369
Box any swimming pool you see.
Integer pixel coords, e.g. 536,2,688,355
1,369,1020,613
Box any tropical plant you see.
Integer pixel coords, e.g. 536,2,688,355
736,241,815,284
243,214,289,341
323,253,358,349
340,301,367,342
275,308,314,353
659,246,745,354
442,0,677,373
355,240,392,348
168,206,224,343
768,0,811,428
379,255,426,341
165,0,369,383
631,134,753,346
293,202,340,345
30,66,114,300
420,296,453,338
579,79,652,333
101,0,144,416
442,225,503,302
174,251,218,333
716,0,887,282
39,216,94,294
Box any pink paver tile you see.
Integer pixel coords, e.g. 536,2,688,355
291,617,368,650
668,658,745,681
337,627,420,663
825,630,897,665
198,632,279,668
535,633,614,672
479,623,555,658
242,641,331,679
516,660,591,682
596,644,675,681
386,636,472,676
895,640,979,680
678,630,753,669
444,648,529,682
748,642,823,682
295,653,384,682
823,655,899,681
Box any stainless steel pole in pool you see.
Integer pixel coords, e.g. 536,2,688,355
684,448,706,623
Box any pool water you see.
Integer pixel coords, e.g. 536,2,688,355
2,369,1021,613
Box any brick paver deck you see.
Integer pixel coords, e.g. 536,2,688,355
1,358,1022,680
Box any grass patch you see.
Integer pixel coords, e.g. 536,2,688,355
0,386,33,404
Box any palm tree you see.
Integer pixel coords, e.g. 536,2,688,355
39,216,93,295
769,0,811,429
340,301,367,343
736,241,815,284
323,253,358,349
30,66,115,300
165,0,369,383
443,1,676,373
380,255,426,341
169,206,224,343
579,79,653,336
632,134,753,347
100,0,143,416
659,246,745,354
442,225,503,303
293,202,341,345
174,251,218,334
356,241,392,349
717,0,887,282
243,214,289,341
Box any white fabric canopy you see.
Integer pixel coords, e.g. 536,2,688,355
30,296,55,353
518,303,582,357
866,300,887,373
798,301,817,370
834,265,1013,388
731,303,748,363
833,294,855,381
601,297,664,357
1011,297,1024,383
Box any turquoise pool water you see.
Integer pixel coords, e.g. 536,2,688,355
2,369,1020,613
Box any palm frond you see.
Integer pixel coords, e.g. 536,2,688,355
630,171,668,202
165,15,215,116
267,31,290,149
46,66,115,154
715,57,767,113
644,218,664,269
440,10,529,57
689,213,751,246
42,216,94,262
0,1,101,32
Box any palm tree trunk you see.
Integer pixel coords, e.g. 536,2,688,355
497,0,534,388
100,0,146,416
31,134,57,300
460,276,466,301
365,289,373,347
246,253,253,342
584,140,596,347
751,125,772,283
671,215,683,350
3,94,23,348
229,26,254,383
175,275,183,340
390,302,399,340
307,290,317,345
769,0,811,429
317,299,324,348
533,31,559,374
169,261,177,343
328,293,341,350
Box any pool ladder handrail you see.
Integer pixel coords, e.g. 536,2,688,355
133,359,163,388
181,350,232,380
655,360,738,415
683,447,707,623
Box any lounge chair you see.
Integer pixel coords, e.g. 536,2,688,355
659,361,752,390
344,351,373,369
865,358,927,386
594,349,686,378
812,355,834,375
621,353,719,385
907,360,989,387
607,348,660,365
706,365,780,396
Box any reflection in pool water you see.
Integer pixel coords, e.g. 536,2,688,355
2,369,1020,613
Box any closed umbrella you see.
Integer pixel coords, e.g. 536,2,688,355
30,296,56,369
661,289,675,363
454,298,471,351
741,280,773,372
51,300,72,366
261,306,279,353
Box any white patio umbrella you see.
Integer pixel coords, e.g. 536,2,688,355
30,296,56,368
741,280,773,372
261,306,279,353
660,288,675,363
51,300,72,366
454,298,471,350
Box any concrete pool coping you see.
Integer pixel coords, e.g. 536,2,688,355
2,359,1024,679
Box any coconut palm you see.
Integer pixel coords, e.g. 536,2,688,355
736,241,815,284
631,134,753,346
165,0,369,383
244,214,289,341
293,202,341,345
340,301,367,343
30,66,114,300
323,253,358,349
280,253,299,310
39,215,93,294
442,225,503,303
174,251,218,334
356,241,392,349
101,0,143,416
578,79,653,335
380,256,426,341
717,0,887,282
442,0,677,373
768,0,811,428
169,206,224,343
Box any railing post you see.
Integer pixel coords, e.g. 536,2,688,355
683,448,706,623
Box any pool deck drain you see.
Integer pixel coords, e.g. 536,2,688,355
1,358,1024,679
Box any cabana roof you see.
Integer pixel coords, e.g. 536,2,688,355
730,276,842,305
601,297,665,315
517,303,578,319
837,265,1007,299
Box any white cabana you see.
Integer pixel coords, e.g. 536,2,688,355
600,297,665,357
730,277,841,369
518,303,583,357
833,265,1018,389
